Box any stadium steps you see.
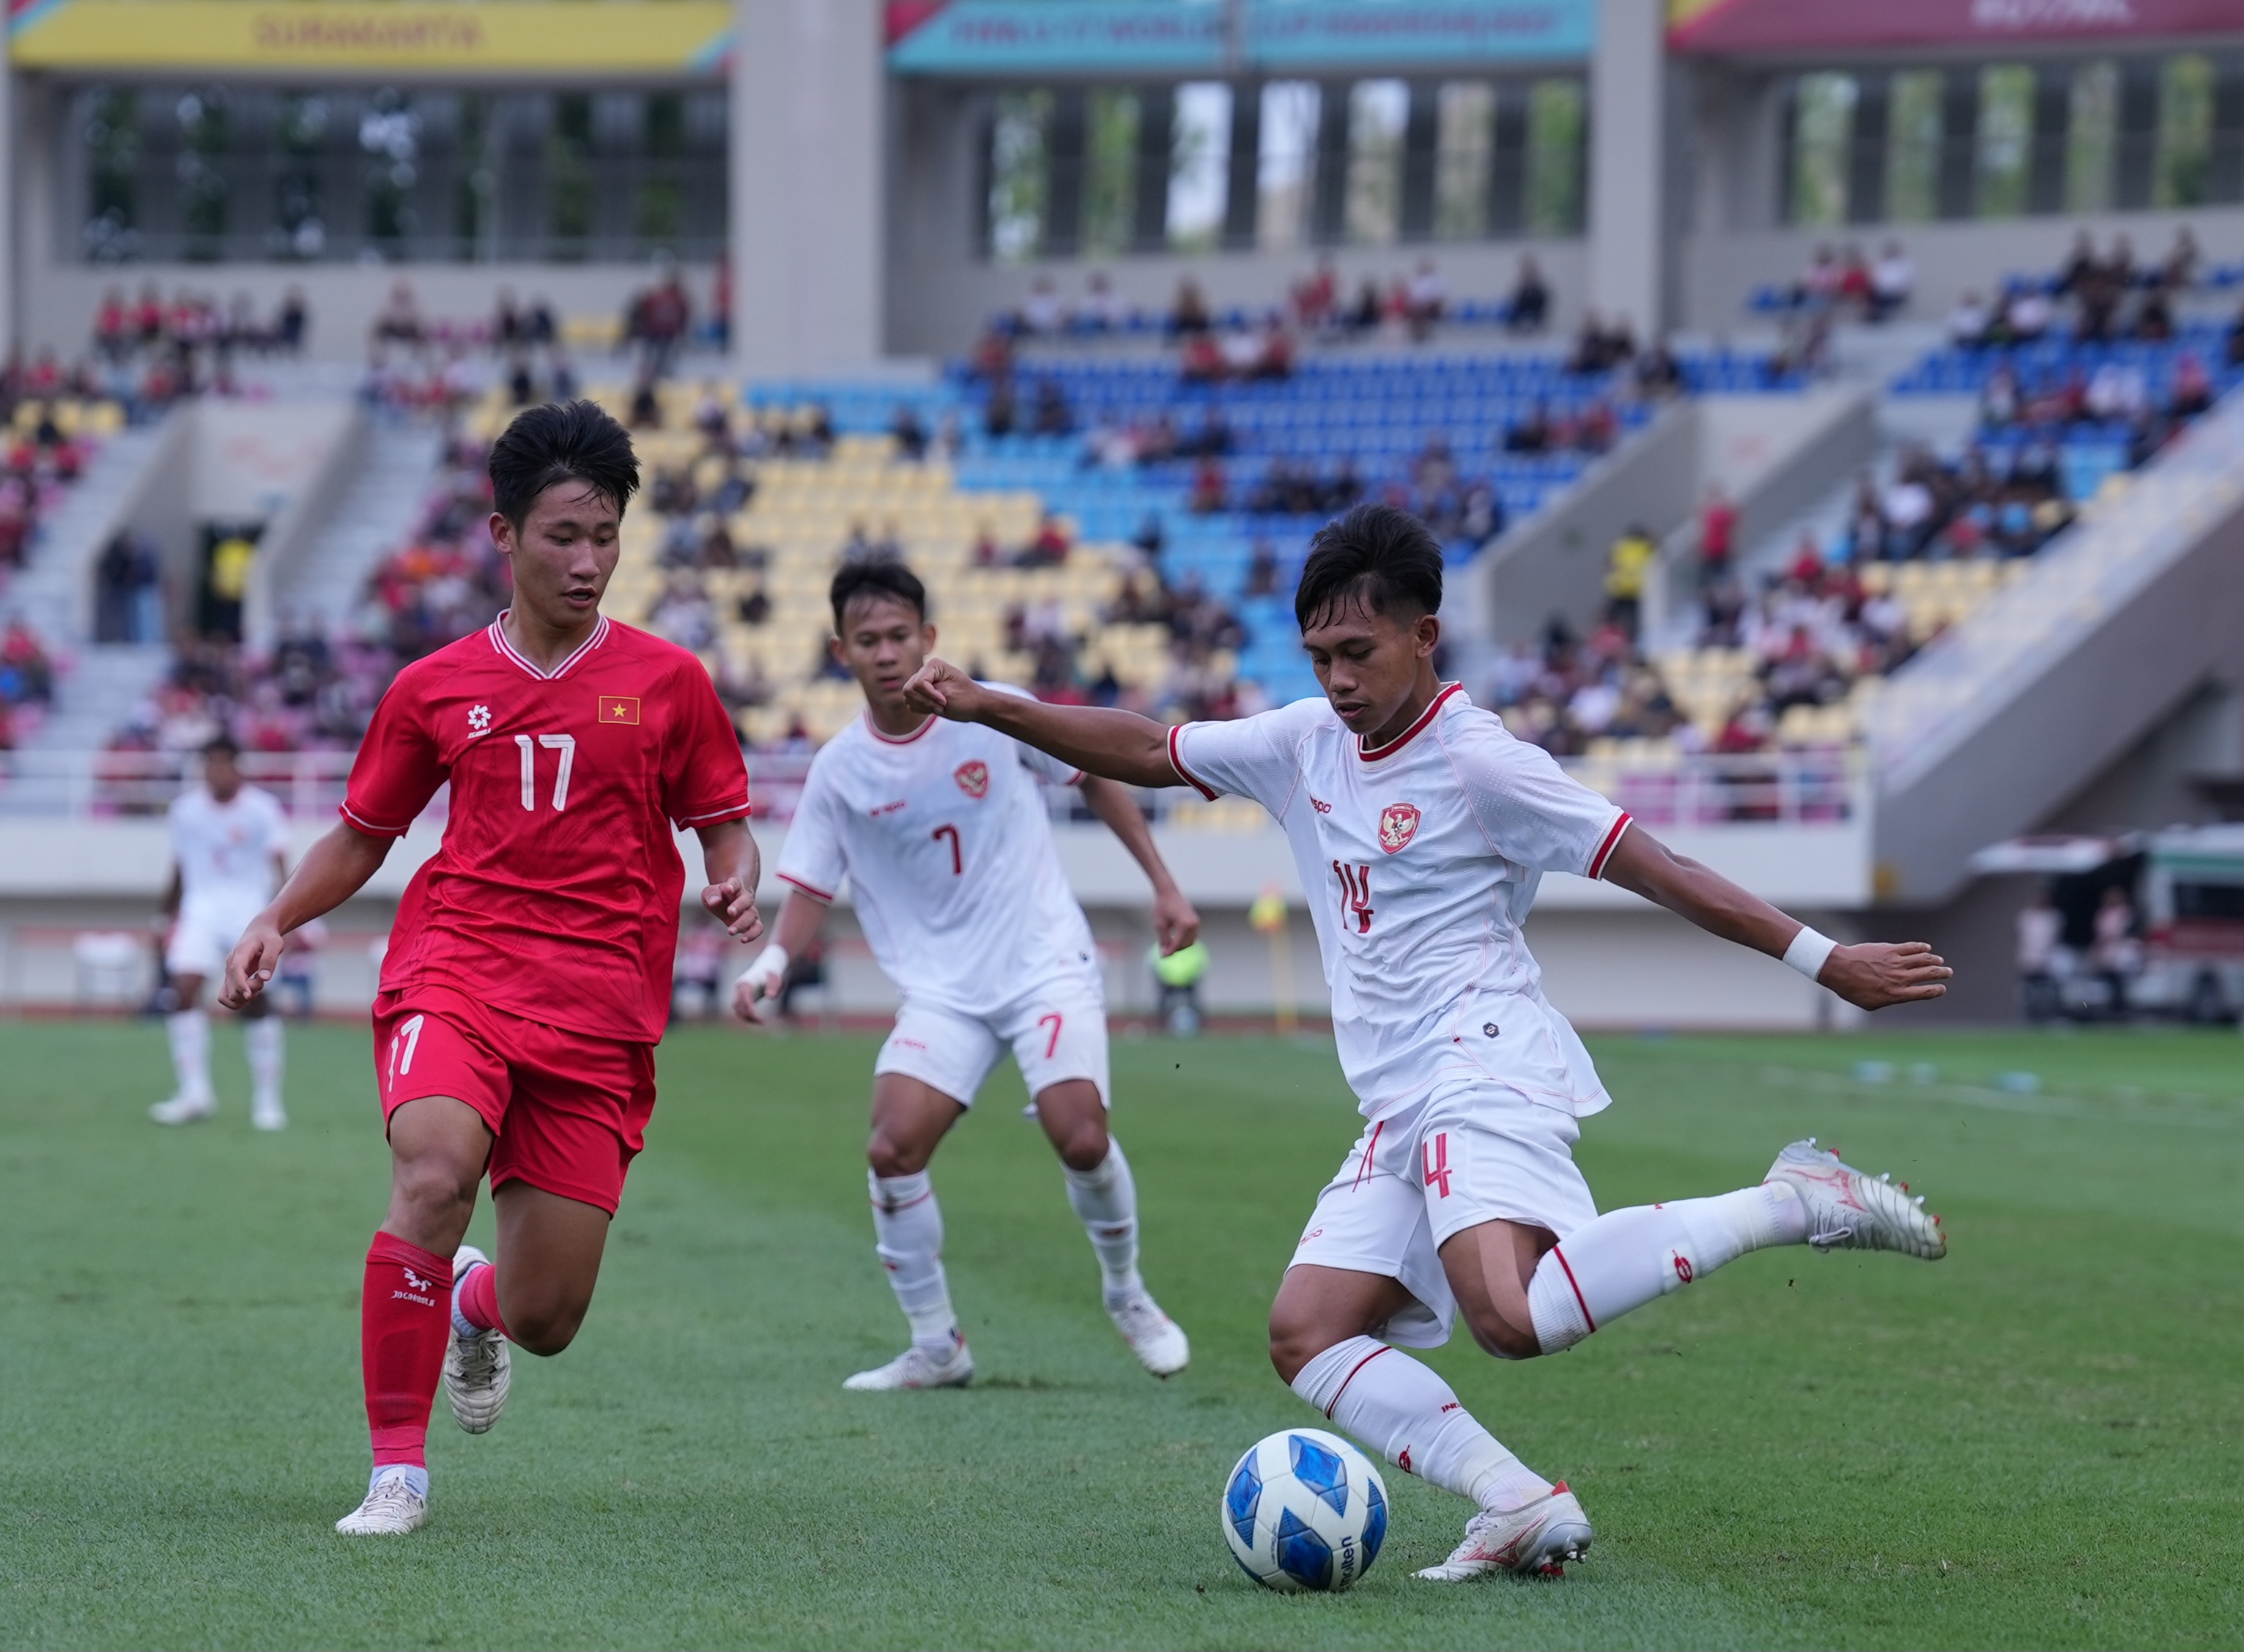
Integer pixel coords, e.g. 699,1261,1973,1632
279,420,447,631
19,641,172,753
1867,388,2244,904
5,421,173,644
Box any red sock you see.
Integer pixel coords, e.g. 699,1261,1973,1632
361,1233,453,1469
456,1258,509,1338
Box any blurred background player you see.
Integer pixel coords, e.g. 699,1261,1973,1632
735,558,1200,1390
221,401,761,1536
149,732,291,1130
903,502,1952,1585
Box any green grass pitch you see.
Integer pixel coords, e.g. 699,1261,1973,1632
1,1016,2237,1650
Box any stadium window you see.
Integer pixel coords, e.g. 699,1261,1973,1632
1344,78,1407,245
1167,81,1232,252
361,89,421,254
1974,64,2035,218
986,89,1051,264
1882,70,1943,222
2154,53,2215,207
1524,77,1585,235
1432,81,1495,242
1081,89,1141,258
1787,73,1856,228
82,87,141,262
177,88,234,259
1256,81,1320,252
2065,60,2120,213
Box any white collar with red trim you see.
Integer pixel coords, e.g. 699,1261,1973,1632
862,708,937,746
1357,681,1466,763
487,611,610,681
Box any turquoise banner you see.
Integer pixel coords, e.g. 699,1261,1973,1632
886,1,1595,75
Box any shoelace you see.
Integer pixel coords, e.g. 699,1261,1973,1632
1109,1297,1166,1338
454,1331,500,1381
362,1478,422,1518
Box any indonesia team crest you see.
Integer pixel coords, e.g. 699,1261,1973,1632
954,760,990,799
1378,803,1421,853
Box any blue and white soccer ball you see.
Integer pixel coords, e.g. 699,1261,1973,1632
1221,1428,1388,1592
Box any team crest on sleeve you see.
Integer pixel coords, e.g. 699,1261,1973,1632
953,760,990,799
1378,803,1421,853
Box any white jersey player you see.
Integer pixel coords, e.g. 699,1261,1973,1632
903,502,1952,1581
734,559,1202,1390
152,734,292,1130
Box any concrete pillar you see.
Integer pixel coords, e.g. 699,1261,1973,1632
1587,0,1665,339
0,65,16,358
730,0,884,378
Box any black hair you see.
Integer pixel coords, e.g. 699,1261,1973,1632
204,731,240,758
829,558,927,633
1294,501,1444,631
488,400,640,527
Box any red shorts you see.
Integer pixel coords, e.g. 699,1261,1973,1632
371,988,656,1215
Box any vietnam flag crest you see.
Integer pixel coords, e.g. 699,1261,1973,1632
598,695,641,726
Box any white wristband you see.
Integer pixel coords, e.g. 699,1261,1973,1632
1782,926,1837,983
736,942,789,992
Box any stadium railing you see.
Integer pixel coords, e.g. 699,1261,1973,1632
0,747,1862,829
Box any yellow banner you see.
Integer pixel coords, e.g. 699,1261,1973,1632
9,0,733,75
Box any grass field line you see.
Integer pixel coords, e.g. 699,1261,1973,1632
1753,1062,2243,1128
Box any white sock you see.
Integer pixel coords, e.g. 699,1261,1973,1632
245,1018,284,1109
1528,1184,1807,1354
1062,1138,1144,1303
869,1170,958,1351
166,1010,212,1104
371,1463,429,1500
1289,1334,1551,1512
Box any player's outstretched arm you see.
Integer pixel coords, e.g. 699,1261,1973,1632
1079,775,1201,955
1600,825,1951,1011
904,659,1183,789
732,891,828,1024
218,821,393,1007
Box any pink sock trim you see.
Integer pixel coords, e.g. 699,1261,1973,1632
457,1261,508,1338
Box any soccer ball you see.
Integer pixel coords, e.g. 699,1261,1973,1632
1221,1428,1388,1592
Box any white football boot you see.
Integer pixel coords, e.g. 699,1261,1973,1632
251,1097,287,1133
1765,1138,1947,1259
1106,1289,1190,1378
443,1245,511,1434
843,1336,975,1391
149,1094,214,1126
1415,1482,1594,1582
334,1470,429,1536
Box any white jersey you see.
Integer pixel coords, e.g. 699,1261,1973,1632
775,698,1100,1017
168,784,288,908
1170,684,1629,1122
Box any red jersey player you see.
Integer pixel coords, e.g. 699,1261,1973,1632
220,401,761,1536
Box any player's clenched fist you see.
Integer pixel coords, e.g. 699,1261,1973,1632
701,875,765,943
1818,941,1950,1011
902,658,986,720
220,921,284,1009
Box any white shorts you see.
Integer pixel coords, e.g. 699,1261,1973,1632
874,972,1111,1109
166,894,264,979
1287,1083,1600,1349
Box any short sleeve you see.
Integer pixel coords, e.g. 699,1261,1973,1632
1168,703,1319,815
772,758,846,902
1454,725,1630,878
662,661,754,828
342,675,446,837
981,682,1083,785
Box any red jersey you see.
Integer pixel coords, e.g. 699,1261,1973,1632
344,614,752,1043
